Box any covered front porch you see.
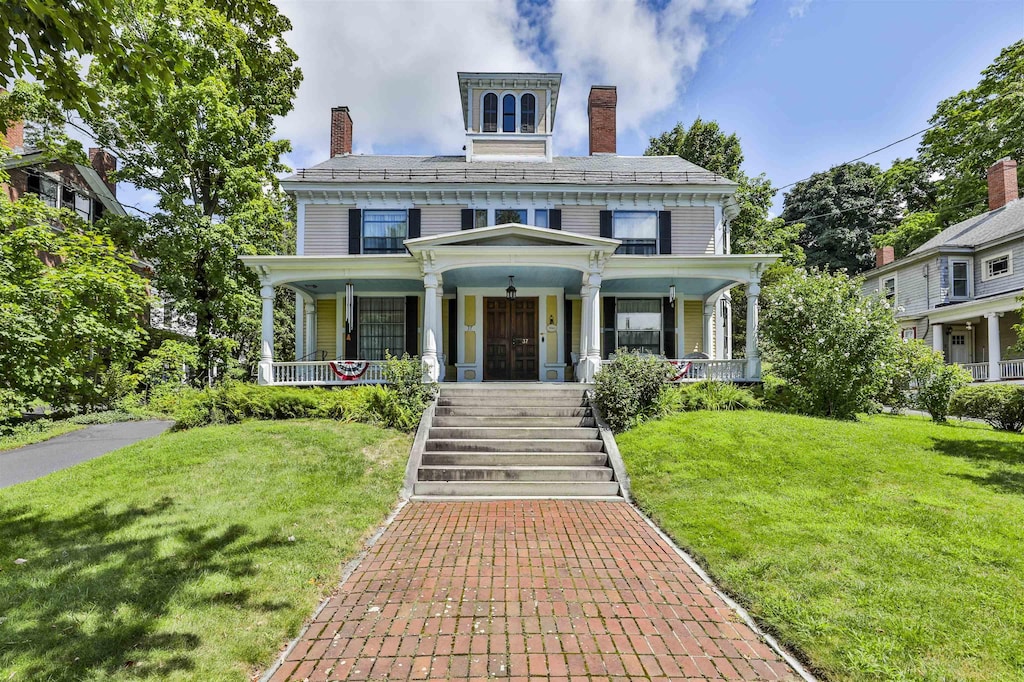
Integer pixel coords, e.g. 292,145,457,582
242,224,775,385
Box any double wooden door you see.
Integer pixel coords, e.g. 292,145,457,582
484,297,539,381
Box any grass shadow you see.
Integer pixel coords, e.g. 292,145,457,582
0,497,289,680
931,437,1024,466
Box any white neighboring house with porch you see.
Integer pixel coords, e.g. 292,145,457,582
243,72,776,386
864,157,1024,382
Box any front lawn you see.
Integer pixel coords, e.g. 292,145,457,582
0,420,410,681
618,411,1024,681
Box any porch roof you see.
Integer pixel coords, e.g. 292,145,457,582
919,291,1022,324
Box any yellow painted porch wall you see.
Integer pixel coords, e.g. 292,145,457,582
463,295,476,364
316,299,336,359
684,300,702,354
546,295,558,365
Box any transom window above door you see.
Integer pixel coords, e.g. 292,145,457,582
473,208,549,228
613,211,658,255
362,209,408,254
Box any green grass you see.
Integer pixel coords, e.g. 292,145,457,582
618,411,1024,681
0,420,85,451
0,419,410,681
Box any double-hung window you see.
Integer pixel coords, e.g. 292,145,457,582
982,252,1012,281
495,208,527,224
473,208,548,227
25,174,59,207
615,299,662,355
362,210,408,254
951,260,970,298
882,276,896,300
358,297,405,361
613,211,658,255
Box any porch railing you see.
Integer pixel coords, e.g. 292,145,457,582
1000,359,1024,380
962,363,989,381
271,360,386,385
599,358,750,382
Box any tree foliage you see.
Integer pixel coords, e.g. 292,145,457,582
920,40,1024,224
645,117,743,179
84,0,301,384
871,211,941,259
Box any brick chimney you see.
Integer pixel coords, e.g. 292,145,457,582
1,89,24,153
987,157,1019,210
875,245,895,268
89,147,117,196
330,106,353,157
588,86,617,155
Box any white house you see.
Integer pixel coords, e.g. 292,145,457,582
864,158,1024,382
242,72,777,385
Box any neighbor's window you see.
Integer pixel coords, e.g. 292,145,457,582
502,94,516,133
983,253,1012,281
358,297,405,361
616,299,662,355
362,209,408,254
25,174,59,207
883,276,896,300
951,260,970,298
482,93,498,133
520,93,536,133
613,211,658,255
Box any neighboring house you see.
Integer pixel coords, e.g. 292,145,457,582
863,158,1023,382
1,118,194,339
242,72,777,385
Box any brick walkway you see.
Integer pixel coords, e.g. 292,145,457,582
268,501,801,681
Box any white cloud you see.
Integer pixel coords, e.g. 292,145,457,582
274,0,752,167
789,0,812,18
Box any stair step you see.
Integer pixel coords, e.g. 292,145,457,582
418,465,614,482
434,406,591,418
426,438,605,453
423,452,608,466
428,426,600,440
437,397,587,407
412,480,620,497
431,416,596,427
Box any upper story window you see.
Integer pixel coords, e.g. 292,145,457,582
613,211,658,255
496,208,527,224
482,93,498,133
362,209,408,254
520,93,536,133
982,252,1013,281
882,275,896,300
473,208,548,228
25,174,59,207
502,94,516,133
951,260,970,298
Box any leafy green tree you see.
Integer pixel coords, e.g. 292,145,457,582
0,195,149,413
781,161,899,273
920,40,1024,224
645,117,743,179
84,0,301,384
877,158,937,214
871,211,941,259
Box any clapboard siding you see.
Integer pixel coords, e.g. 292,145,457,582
558,206,602,238
975,242,1024,298
474,139,546,156
315,298,336,358
671,207,715,255
418,206,464,237
683,300,703,354
304,205,350,255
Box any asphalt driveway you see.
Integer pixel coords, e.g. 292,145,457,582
0,420,172,488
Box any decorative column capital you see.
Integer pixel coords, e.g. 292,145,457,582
423,272,439,289
260,284,274,300
747,281,761,298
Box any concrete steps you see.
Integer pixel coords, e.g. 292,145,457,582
412,384,621,499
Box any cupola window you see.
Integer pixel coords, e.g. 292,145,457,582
502,94,516,133
482,93,498,133
520,93,536,133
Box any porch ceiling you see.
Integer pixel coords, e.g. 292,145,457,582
442,265,582,291
602,276,737,297
288,278,423,295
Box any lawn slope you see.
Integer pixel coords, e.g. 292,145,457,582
0,420,410,681
618,412,1024,681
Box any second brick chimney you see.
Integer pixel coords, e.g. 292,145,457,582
1,88,25,153
89,148,117,196
987,157,1019,210
331,106,353,157
588,86,617,155
875,245,895,268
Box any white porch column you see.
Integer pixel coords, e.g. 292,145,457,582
421,272,441,382
987,313,1001,381
931,323,944,356
745,281,761,379
294,292,304,361
305,301,316,359
577,285,591,382
581,274,603,382
703,302,715,359
435,283,445,382
258,284,274,385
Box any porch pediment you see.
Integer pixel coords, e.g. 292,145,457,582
404,223,620,251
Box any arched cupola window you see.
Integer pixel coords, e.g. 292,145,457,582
520,93,536,133
502,94,516,133
482,93,498,133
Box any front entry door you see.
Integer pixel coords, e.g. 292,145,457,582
484,297,539,381
950,329,971,365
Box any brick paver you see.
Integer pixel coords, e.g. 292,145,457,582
268,501,801,681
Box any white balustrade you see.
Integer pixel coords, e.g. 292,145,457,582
271,360,387,385
999,359,1024,380
597,358,751,382
961,362,989,382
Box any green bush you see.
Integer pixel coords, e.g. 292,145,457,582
666,380,760,412
593,351,672,432
950,384,1024,432
911,347,972,422
758,375,801,414
136,340,198,393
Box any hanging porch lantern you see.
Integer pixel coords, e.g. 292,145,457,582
506,275,517,301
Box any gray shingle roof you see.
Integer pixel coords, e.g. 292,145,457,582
283,154,735,186
909,199,1024,254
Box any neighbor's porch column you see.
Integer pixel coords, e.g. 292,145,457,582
581,273,603,382
258,284,274,385
421,272,441,382
931,323,944,357
987,312,1001,381
745,280,761,379
577,284,591,382
703,302,715,359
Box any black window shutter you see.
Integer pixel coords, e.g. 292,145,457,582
602,296,616,360
659,210,672,254
348,208,362,254
663,297,676,357
563,298,572,364
599,210,613,239
461,208,474,230
447,297,458,366
549,209,562,230
344,297,358,359
408,208,421,239
405,296,418,357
